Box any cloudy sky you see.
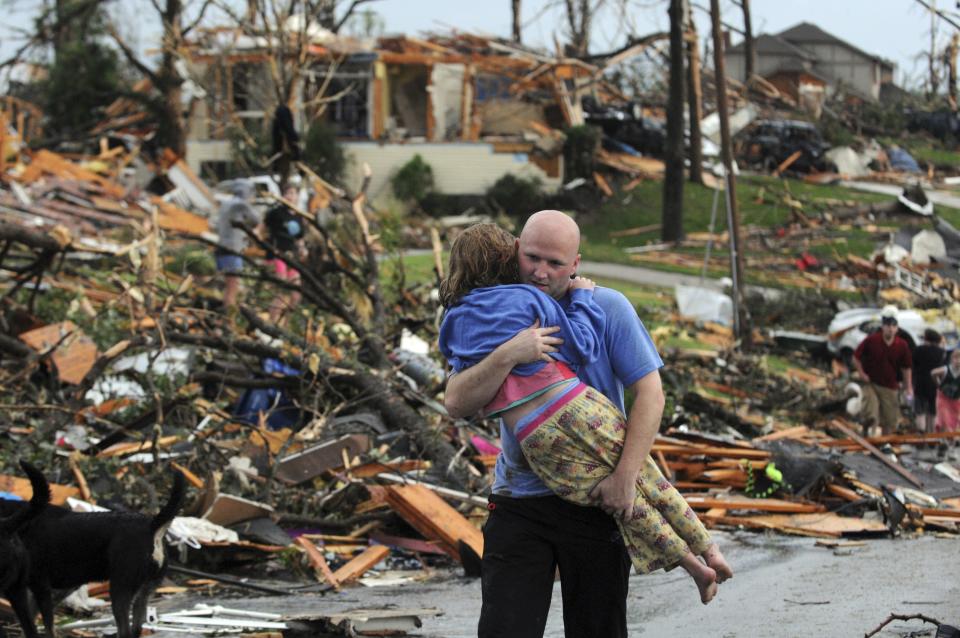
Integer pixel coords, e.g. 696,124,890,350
0,0,948,89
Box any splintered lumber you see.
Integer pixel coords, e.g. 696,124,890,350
274,434,371,484
684,495,825,513
773,150,803,176
380,484,483,563
753,426,811,443
0,474,78,505
830,420,923,488
705,512,887,538
825,483,863,502
651,444,770,459
330,545,390,585
295,537,340,588
593,172,613,197
18,321,98,385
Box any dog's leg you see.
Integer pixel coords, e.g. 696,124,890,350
34,586,56,638
110,586,134,638
129,580,158,638
7,586,40,638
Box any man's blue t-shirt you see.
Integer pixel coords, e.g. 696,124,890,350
491,286,664,497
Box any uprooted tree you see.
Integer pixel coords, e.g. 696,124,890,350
0,165,478,496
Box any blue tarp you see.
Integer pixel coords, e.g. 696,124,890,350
888,147,921,173
232,358,302,431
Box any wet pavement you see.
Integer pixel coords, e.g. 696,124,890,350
143,530,959,637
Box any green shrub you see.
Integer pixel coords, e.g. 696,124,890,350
391,154,435,202
486,174,544,217
167,244,216,277
303,119,347,182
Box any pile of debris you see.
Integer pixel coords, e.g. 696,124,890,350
0,104,959,638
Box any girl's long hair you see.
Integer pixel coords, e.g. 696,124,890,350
439,223,519,307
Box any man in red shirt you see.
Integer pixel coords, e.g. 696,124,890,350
853,305,913,435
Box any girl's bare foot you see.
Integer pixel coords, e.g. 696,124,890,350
679,552,718,604
703,544,734,583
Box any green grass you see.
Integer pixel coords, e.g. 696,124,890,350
576,175,960,287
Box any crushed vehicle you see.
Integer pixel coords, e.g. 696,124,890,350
826,306,958,363
738,119,832,173
582,96,665,157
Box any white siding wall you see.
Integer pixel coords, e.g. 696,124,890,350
185,140,233,174
341,142,562,197
805,43,879,99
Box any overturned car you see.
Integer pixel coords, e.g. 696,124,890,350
738,119,832,173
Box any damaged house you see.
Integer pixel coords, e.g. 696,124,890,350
178,32,578,196
725,22,897,115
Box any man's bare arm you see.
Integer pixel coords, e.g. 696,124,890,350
589,370,665,520
444,322,563,419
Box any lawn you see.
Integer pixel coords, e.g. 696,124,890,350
577,174,958,286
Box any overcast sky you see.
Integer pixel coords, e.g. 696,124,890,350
0,0,948,89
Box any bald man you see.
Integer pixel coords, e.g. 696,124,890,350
445,211,665,638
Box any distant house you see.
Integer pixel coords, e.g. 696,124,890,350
176,33,568,196
726,22,896,107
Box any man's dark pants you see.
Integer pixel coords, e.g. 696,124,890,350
478,494,631,638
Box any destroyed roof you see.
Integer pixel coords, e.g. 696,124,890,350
727,33,816,60
764,57,830,84
776,22,895,70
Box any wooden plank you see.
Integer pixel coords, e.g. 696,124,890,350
773,149,803,176
684,495,825,513
295,536,340,588
608,224,662,239
652,444,770,459
753,426,810,443
593,172,613,197
825,483,862,502
19,321,98,385
382,485,483,562
829,420,923,488
0,474,78,505
330,545,390,585
275,434,371,484
709,512,887,537
918,507,960,519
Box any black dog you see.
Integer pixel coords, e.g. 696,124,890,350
2,467,185,638
0,461,50,638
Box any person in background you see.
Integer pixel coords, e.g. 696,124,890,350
262,184,305,326
215,179,259,312
932,348,960,434
853,305,913,436
912,328,945,433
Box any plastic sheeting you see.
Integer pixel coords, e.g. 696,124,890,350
675,285,733,326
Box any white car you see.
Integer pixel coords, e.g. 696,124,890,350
827,306,957,363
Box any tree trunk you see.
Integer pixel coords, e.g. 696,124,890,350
948,33,958,109
686,13,704,185
740,0,755,82
662,0,685,242
512,0,522,43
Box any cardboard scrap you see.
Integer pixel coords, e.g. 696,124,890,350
18,320,98,385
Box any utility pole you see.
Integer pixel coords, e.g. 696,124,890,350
663,0,686,242
710,0,747,344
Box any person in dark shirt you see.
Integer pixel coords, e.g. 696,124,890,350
262,185,305,325
913,328,945,433
853,305,913,435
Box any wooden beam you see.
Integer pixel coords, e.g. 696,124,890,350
829,420,923,488
330,545,390,584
